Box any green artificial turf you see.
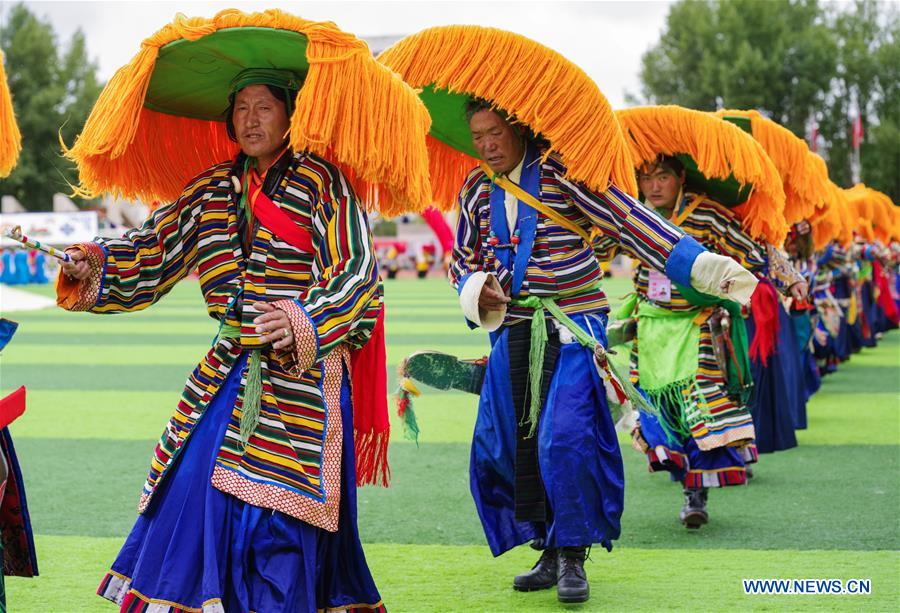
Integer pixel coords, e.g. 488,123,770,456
2,277,898,611
8,537,899,612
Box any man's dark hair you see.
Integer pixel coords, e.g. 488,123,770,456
464,97,499,123
642,154,685,177
225,85,297,142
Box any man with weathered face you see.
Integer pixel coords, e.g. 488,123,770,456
449,101,758,604
60,67,387,612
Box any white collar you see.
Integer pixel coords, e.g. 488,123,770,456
505,153,526,184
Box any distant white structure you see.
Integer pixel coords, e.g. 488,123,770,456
53,193,80,212
101,195,149,230
1,195,25,213
0,210,99,246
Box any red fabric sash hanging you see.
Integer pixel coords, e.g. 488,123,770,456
749,279,780,366
873,260,900,326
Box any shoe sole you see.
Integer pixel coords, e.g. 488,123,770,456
514,583,556,592
682,511,708,529
558,593,590,603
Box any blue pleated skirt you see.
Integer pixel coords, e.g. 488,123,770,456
745,307,799,453
470,313,623,556
99,353,384,613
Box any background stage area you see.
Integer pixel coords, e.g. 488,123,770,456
2,278,898,612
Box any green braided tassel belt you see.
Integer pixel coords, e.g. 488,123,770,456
218,324,262,447
509,295,656,437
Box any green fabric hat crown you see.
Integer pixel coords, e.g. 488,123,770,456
229,68,303,95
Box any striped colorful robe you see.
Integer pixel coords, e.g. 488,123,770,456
449,152,707,555
449,154,694,322
626,195,766,451
60,152,380,532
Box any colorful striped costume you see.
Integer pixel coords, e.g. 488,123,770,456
450,150,709,555
62,151,380,532
629,194,793,487
450,154,686,323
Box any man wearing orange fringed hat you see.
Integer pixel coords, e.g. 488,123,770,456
55,9,432,613
379,25,760,605
451,101,758,604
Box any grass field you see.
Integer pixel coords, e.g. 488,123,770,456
2,277,899,612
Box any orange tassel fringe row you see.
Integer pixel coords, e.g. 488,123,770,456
378,25,639,209
0,50,22,178
616,105,787,245
62,8,432,216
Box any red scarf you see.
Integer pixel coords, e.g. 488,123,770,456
749,279,780,366
246,169,390,487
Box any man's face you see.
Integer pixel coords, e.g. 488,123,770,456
232,85,290,165
638,165,684,210
468,109,526,175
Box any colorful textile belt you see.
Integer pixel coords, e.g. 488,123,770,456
217,323,261,447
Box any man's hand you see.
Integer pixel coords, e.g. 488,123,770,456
253,302,295,350
60,248,90,281
478,282,510,312
789,280,809,303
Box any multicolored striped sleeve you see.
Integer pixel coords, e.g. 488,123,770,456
67,168,214,314
297,161,379,360
448,170,486,293
686,202,767,274
558,178,702,283
591,230,620,263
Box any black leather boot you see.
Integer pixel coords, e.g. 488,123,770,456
513,547,558,592
557,547,589,603
679,487,709,529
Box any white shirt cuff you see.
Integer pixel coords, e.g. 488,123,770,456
459,271,506,332
689,251,758,306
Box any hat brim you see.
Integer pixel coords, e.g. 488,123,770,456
419,85,478,159
145,27,309,121
677,153,752,208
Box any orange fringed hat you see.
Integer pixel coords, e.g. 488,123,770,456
845,184,896,244
811,181,854,249
63,8,432,216
0,50,21,178
715,109,829,226
377,25,638,209
615,105,787,245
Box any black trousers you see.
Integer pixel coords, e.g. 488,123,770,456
506,320,562,523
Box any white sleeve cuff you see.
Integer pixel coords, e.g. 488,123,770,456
459,271,506,332
689,251,758,306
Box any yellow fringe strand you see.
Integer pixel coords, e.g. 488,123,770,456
0,50,22,178
715,109,828,226
63,8,431,216
378,25,638,209
615,105,787,245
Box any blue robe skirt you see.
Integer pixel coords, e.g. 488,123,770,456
744,307,801,452
98,353,384,613
470,313,623,556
